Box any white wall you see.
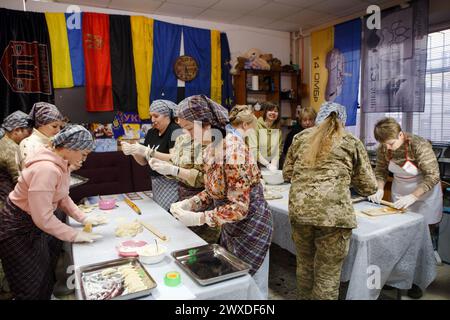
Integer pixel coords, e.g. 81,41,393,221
0,0,290,65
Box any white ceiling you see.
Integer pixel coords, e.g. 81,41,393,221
52,0,407,32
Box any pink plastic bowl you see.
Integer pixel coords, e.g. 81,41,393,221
116,240,148,257
99,199,116,210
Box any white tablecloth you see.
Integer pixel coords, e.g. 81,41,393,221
69,192,263,300
266,184,437,300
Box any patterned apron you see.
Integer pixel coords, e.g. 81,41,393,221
216,183,273,275
0,198,63,300
389,141,443,225
150,175,179,212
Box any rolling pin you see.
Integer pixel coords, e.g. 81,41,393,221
140,221,168,241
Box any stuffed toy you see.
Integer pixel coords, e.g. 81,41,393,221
241,48,270,70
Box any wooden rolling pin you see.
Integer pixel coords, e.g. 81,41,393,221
140,221,167,241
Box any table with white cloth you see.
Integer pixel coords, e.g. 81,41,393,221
266,183,437,300
69,192,263,300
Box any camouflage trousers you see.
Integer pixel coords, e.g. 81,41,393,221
291,223,352,300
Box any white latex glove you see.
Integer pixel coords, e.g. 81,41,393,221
173,209,205,227
266,163,277,172
83,213,108,226
368,189,384,204
149,158,178,176
170,199,194,214
394,194,418,209
121,142,149,157
74,231,102,243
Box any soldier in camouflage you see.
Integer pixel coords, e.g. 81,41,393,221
283,102,377,300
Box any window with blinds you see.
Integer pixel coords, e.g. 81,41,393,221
412,29,450,143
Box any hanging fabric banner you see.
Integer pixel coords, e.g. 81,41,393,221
361,0,428,112
150,20,181,104
110,14,137,113
82,12,113,112
65,11,85,86
45,12,73,89
0,8,53,119
220,32,234,110
131,16,154,120
183,26,211,98
328,18,361,126
310,27,334,112
210,30,221,104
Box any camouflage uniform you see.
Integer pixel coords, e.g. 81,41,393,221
283,128,377,300
374,133,440,194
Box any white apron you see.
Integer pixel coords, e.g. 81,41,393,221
389,142,443,225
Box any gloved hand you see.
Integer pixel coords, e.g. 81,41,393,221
368,189,384,204
266,163,277,172
74,231,102,243
170,199,194,214
394,194,418,209
173,209,205,227
83,213,108,226
121,142,149,157
149,158,178,176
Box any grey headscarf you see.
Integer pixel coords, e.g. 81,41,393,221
315,101,347,125
0,111,31,138
177,95,229,130
52,125,94,151
149,100,178,119
29,102,64,127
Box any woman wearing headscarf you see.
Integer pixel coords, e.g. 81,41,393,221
0,111,33,210
283,102,377,300
121,100,181,211
170,97,273,298
0,111,33,297
18,102,65,171
248,102,282,171
0,125,106,300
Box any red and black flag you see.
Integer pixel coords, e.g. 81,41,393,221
0,8,54,120
82,12,113,112
109,14,137,113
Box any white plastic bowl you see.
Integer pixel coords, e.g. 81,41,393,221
136,244,167,265
261,169,284,185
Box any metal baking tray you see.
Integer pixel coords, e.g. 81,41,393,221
171,244,251,286
76,257,157,300
70,173,89,188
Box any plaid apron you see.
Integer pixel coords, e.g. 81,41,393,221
218,183,273,275
0,198,63,300
0,169,14,210
150,176,179,212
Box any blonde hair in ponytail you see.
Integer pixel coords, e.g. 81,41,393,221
302,112,344,167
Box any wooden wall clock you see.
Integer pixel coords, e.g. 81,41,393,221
174,55,198,82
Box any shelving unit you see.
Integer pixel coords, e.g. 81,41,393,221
233,69,301,123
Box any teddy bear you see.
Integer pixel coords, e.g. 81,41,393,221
241,48,270,70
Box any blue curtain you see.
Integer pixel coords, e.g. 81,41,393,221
220,32,234,110
150,20,181,103
333,19,361,126
183,26,211,98
65,12,85,86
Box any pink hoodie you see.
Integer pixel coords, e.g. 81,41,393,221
9,147,86,242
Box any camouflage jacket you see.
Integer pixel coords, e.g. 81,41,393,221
374,133,440,193
170,133,205,188
283,129,377,228
0,135,20,183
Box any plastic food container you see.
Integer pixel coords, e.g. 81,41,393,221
99,198,116,210
137,244,167,265
116,240,148,257
261,169,284,185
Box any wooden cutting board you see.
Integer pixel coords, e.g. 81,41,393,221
360,206,406,216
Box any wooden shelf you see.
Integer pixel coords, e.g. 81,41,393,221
247,89,276,94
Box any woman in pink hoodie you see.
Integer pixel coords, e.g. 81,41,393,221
0,125,105,300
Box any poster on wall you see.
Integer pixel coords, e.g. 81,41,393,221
361,0,428,113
